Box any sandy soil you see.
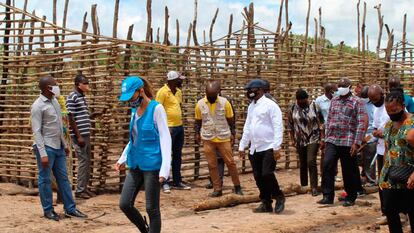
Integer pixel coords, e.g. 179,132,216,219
0,169,404,233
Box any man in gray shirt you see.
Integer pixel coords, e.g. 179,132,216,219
31,76,87,221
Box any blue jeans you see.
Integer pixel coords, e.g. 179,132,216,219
33,145,76,214
119,168,161,233
170,126,184,185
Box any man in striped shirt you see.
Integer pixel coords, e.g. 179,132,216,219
66,75,94,199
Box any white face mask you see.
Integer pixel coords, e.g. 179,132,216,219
51,85,61,97
361,97,369,103
337,86,350,96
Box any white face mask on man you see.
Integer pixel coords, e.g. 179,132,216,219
337,86,350,96
50,85,61,97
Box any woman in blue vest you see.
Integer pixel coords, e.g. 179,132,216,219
116,76,172,233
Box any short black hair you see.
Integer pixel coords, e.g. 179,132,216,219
296,89,309,100
385,89,405,106
74,74,88,86
361,85,369,98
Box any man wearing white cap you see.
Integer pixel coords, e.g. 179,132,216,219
156,71,190,193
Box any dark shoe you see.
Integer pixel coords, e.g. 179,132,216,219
209,190,222,198
253,201,273,213
317,196,333,205
75,192,90,199
172,182,191,190
205,183,213,189
65,209,88,218
234,185,244,195
342,200,355,207
85,189,96,197
274,196,285,214
311,188,319,197
44,211,60,221
357,189,366,198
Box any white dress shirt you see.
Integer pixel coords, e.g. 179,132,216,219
373,104,390,155
239,95,283,155
117,104,172,179
315,94,331,123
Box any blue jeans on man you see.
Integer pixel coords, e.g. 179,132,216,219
34,145,76,215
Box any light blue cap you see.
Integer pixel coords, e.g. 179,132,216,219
119,76,144,101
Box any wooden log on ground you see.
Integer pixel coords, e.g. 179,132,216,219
193,182,347,212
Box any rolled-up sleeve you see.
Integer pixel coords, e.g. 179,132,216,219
31,105,47,157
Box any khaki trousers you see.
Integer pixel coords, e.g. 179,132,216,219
203,140,240,191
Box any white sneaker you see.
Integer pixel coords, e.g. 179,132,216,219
162,183,171,194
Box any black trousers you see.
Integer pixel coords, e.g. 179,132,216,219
382,188,414,233
297,143,319,189
321,143,360,201
377,154,385,215
249,149,284,203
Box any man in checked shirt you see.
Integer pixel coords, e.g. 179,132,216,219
317,77,367,207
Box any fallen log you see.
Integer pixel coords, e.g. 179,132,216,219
0,183,39,196
193,182,346,212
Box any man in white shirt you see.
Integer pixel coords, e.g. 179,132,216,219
239,79,285,214
368,84,389,225
315,82,338,123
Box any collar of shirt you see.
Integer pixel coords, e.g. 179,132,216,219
252,95,266,105
74,89,85,97
40,94,51,102
164,84,181,95
320,94,329,102
203,96,219,104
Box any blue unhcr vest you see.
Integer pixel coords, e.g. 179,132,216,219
127,100,162,171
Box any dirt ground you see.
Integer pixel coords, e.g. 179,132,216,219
0,169,407,233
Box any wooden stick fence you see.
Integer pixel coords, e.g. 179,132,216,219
0,1,408,191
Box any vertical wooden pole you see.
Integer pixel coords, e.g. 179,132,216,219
192,0,199,46
357,0,361,54
163,6,169,45
113,0,120,38
209,8,219,46
361,1,366,82
176,19,180,46
276,0,284,36
61,0,69,48
146,0,152,42
374,4,383,56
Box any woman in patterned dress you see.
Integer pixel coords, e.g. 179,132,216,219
379,90,414,233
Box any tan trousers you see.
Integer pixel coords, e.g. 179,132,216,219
203,140,240,191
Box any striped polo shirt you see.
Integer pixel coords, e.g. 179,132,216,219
66,90,91,137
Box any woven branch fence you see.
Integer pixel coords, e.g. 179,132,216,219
0,1,410,191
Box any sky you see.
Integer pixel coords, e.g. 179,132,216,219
12,0,414,50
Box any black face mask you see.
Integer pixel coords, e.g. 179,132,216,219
389,110,405,122
207,96,217,104
373,96,384,107
298,102,308,108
